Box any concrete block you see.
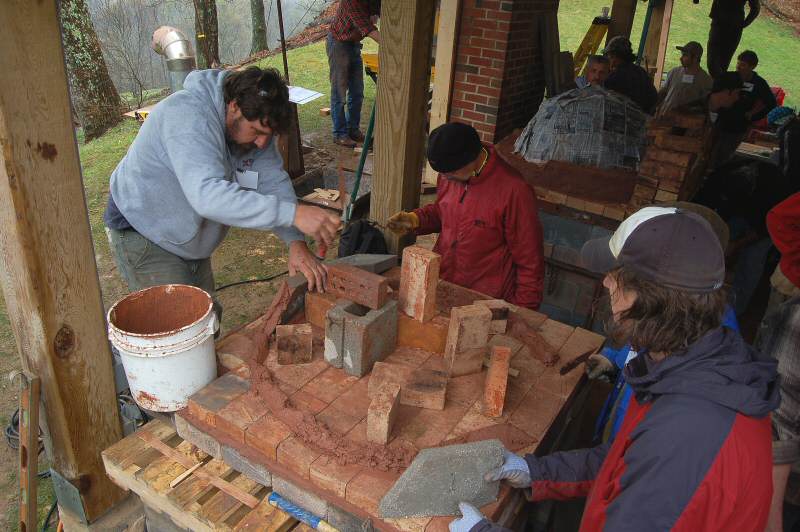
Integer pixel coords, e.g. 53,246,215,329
174,414,221,459
221,445,272,486
332,253,398,274
144,505,190,532
400,368,447,410
276,323,313,365
399,246,441,322
327,504,373,532
474,299,510,334
327,264,389,310
324,302,347,368
367,382,401,444
483,346,511,417
272,475,329,520
342,300,398,377
378,440,504,518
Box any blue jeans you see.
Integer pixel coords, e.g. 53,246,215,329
326,33,364,139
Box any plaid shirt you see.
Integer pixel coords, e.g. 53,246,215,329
756,296,800,464
330,0,376,42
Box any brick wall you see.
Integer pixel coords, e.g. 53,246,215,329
449,0,559,143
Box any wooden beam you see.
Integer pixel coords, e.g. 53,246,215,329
371,0,436,253
642,0,673,85
654,0,674,87
0,0,125,521
607,0,638,43
423,0,462,186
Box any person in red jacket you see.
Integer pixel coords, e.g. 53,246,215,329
450,206,779,532
387,122,544,309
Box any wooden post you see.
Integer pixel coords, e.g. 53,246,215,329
607,0,638,43
642,0,673,86
423,0,462,186
371,0,436,253
0,0,125,522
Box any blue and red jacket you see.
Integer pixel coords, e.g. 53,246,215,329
474,327,779,531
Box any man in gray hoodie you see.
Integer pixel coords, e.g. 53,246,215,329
104,67,339,316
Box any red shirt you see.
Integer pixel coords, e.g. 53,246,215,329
413,147,544,309
330,0,376,42
767,192,800,289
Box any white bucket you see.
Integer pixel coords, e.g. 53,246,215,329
108,284,218,412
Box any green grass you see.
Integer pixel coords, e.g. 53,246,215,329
558,0,800,109
253,39,380,137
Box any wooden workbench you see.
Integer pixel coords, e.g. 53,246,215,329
154,275,603,531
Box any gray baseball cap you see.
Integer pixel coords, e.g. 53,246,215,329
580,206,725,293
676,41,703,58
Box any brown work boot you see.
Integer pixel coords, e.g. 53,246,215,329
334,135,356,148
349,130,366,143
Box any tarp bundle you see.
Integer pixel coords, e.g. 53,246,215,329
514,85,648,170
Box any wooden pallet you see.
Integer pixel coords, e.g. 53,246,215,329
102,419,303,532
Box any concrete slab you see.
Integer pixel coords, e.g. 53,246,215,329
378,439,504,518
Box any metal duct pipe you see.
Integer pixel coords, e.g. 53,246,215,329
152,26,196,93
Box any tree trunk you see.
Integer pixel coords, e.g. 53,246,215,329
193,0,221,68
59,0,123,141
250,0,270,56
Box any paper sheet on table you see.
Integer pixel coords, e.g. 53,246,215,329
288,86,323,105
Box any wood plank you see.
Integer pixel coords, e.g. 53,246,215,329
654,0,673,87
424,0,462,185
607,0,637,43
138,431,261,509
642,0,672,85
233,499,296,532
0,1,125,520
371,0,437,253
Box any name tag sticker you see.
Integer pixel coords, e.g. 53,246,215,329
681,74,695,83
743,82,754,92
236,169,259,190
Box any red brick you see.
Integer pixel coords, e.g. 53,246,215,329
299,366,359,404
367,382,401,444
267,344,328,390
445,305,491,377
483,346,511,417
304,291,336,329
654,133,704,154
245,413,292,461
639,160,688,181
276,323,313,365
309,455,362,498
383,346,432,368
645,147,695,167
289,389,328,415
400,368,447,410
464,92,490,105
399,246,441,323
186,373,249,427
397,313,449,354
446,372,484,408
277,436,321,479
326,264,389,310
317,403,362,435
346,469,400,516
475,299,510,333
331,377,371,420
394,402,470,449
367,362,414,397
215,393,269,443
509,386,563,440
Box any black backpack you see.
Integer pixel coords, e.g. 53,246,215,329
338,220,388,257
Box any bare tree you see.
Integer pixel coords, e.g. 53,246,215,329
193,0,220,68
60,0,124,140
250,0,270,55
94,0,166,108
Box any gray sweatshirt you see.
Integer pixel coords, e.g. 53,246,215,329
107,69,303,260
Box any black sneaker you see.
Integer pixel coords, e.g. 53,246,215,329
334,136,357,148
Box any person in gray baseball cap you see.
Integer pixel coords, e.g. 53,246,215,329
655,41,714,117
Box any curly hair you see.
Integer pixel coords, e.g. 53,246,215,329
606,267,727,354
223,66,291,133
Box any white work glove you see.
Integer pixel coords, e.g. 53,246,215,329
484,450,531,489
585,353,615,380
449,502,486,532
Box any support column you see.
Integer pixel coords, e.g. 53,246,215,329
0,0,125,523
642,0,673,86
607,0,638,43
371,0,436,253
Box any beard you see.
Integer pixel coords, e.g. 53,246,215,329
226,117,258,155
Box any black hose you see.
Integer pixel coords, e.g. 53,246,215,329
215,270,288,292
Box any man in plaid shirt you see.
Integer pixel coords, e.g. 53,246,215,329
327,0,381,147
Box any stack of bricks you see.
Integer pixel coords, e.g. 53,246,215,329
449,0,558,143
631,110,711,215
